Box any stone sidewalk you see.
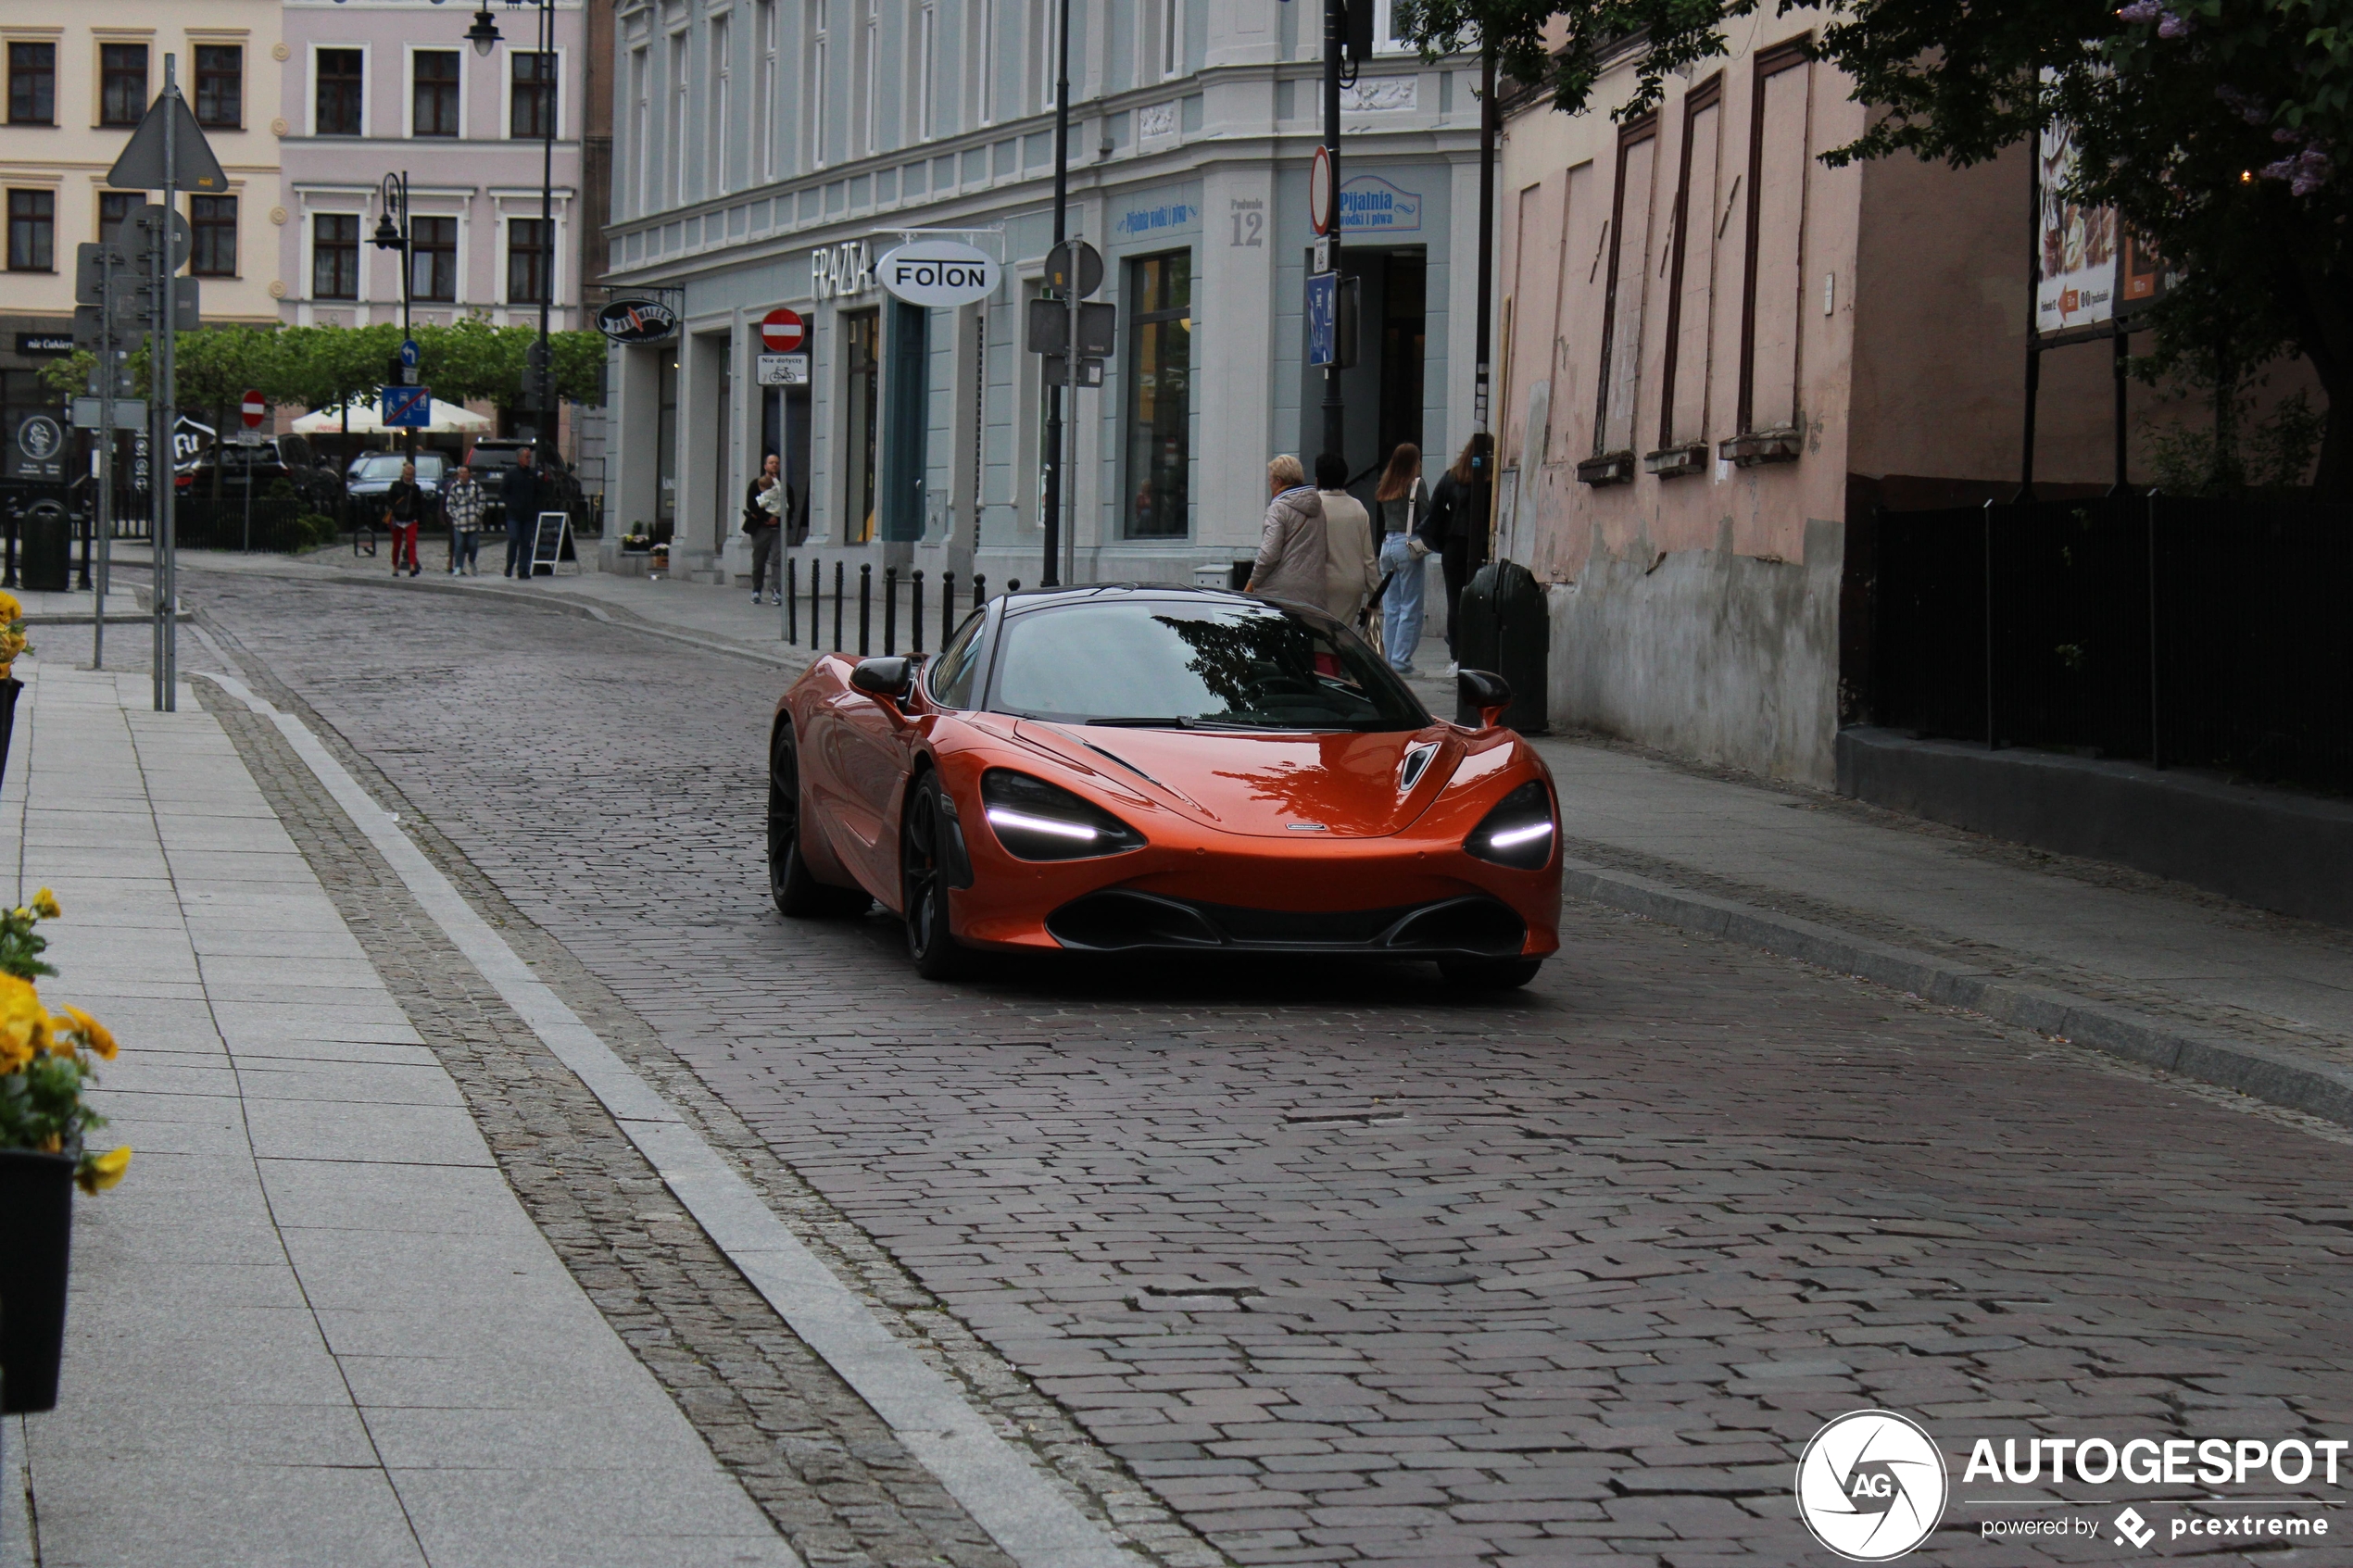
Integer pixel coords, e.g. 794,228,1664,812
0,656,797,1568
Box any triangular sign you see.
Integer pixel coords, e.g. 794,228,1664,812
106,91,229,194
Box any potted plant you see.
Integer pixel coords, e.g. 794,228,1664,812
0,592,28,795
0,892,129,1415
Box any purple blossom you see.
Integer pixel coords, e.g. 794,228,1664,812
2274,126,2305,143
2257,147,2334,196
2119,0,2160,19
2216,85,2271,126
2157,9,2195,37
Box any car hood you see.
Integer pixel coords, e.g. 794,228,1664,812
1010,720,1462,838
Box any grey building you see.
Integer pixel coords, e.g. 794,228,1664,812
598,0,1479,601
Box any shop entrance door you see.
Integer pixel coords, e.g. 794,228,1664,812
762,384,812,540
1303,248,1427,508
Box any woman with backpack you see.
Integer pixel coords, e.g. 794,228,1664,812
1372,444,1431,674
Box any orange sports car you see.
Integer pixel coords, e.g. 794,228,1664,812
766,584,1562,987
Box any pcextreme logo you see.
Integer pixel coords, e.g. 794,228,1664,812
1795,1411,1951,1562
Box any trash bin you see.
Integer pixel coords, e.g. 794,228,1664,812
1453,559,1549,733
19,499,71,593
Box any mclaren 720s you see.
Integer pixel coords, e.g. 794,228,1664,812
766,583,1563,986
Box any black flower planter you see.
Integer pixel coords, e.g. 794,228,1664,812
0,675,19,796
0,1148,75,1413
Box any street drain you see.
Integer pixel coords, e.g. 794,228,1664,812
1380,1265,1480,1286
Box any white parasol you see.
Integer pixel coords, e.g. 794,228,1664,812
289,398,494,436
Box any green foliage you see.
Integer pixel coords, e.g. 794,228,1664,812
0,904,57,984
2147,388,2325,492
295,513,342,548
0,1049,104,1160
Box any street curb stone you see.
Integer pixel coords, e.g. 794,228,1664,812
1560,857,2353,1129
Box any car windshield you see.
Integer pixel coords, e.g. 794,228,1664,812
988,596,1431,732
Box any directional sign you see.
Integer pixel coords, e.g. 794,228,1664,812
1305,271,1339,368
755,354,811,386
1310,145,1338,236
71,397,147,432
380,384,432,428
760,307,806,355
75,243,132,307
241,389,266,429
106,89,229,194
110,275,201,332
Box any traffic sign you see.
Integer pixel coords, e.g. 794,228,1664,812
116,207,191,273
1310,145,1337,236
71,397,147,431
760,307,806,354
105,89,229,194
380,384,432,428
755,354,811,386
1306,271,1339,368
241,389,266,428
75,243,131,307
1044,240,1104,299
109,275,201,332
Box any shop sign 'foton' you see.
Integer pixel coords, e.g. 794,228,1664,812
877,241,1000,309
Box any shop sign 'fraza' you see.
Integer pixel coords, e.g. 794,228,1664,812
812,241,874,302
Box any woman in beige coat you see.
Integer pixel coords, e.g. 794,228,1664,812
1314,450,1379,624
1245,455,1327,606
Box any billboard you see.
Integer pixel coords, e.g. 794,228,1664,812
2035,118,2117,337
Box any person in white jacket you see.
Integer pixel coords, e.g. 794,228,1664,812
1314,451,1379,625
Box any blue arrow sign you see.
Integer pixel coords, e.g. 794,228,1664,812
1305,273,1338,370
380,384,432,428
398,338,420,369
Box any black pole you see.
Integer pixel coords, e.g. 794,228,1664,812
1038,0,1072,588
2111,327,2129,493
2020,144,2040,500
1320,0,1344,463
537,0,556,463
884,564,898,654
859,562,872,655
833,558,844,650
911,569,925,653
1983,500,1998,750
2147,497,2163,768
1466,39,1499,573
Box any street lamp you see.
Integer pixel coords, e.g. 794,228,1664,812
373,169,416,458
453,2,558,466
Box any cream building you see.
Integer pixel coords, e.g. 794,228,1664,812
3,3,285,463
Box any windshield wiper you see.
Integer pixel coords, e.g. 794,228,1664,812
1085,715,1195,728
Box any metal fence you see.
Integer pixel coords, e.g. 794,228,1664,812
779,560,1018,657
1871,496,2353,795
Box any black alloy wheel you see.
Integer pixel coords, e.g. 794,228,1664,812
900,771,972,980
769,721,865,917
1438,956,1545,990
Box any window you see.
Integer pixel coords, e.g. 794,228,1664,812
8,43,55,126
98,190,139,243
841,307,879,544
708,19,728,192
317,48,363,135
805,0,828,169
511,50,555,139
6,190,54,271
1125,252,1191,538
757,0,779,179
412,49,459,136
190,194,236,276
1657,75,1722,453
507,217,548,303
100,44,147,128
1592,114,1657,458
1160,0,1181,79
628,45,649,211
1037,0,1056,110
976,0,996,123
1739,41,1810,434
857,0,877,156
915,4,935,141
194,44,241,128
313,212,359,299
410,214,456,301
670,31,689,201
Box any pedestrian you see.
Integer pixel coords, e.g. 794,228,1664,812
1243,455,1326,607
744,453,786,606
501,446,542,581
443,463,486,576
383,461,424,578
1373,443,1432,674
1314,451,1378,626
1417,433,1491,677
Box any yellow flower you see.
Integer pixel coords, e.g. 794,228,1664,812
44,1018,73,1058
0,1029,30,1073
31,887,59,919
0,591,22,622
60,1006,115,1061
77,1146,131,1195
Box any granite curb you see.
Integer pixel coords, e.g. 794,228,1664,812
1561,857,2353,1129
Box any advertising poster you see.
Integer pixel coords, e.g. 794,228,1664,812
2035,118,2118,337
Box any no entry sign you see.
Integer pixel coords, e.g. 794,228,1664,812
1310,145,1337,236
240,388,266,428
760,307,806,354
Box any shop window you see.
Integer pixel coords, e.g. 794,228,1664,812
507,218,548,304
413,50,459,137
1124,251,1192,538
100,44,147,128
841,307,880,544
1592,114,1657,458
1740,41,1810,434
8,43,55,126
195,44,242,128
314,213,359,299
1657,75,1722,455
191,194,237,277
6,190,54,272
511,51,556,139
317,48,363,135
410,215,457,301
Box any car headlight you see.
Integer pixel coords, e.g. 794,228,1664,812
1465,780,1555,870
981,769,1147,860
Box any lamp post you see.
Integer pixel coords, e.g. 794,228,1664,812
463,3,558,463
371,170,414,458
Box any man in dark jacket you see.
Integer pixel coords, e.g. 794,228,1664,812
383,462,425,578
502,448,543,581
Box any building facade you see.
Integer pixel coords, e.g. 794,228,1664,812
2,2,285,469
598,0,1479,595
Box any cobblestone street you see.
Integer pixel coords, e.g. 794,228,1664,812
171,567,2353,1565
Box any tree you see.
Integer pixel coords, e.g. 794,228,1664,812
1396,0,2353,494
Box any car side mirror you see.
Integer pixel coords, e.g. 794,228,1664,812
1456,668,1512,731
849,656,918,705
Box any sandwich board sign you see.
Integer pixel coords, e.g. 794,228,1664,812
528,510,574,577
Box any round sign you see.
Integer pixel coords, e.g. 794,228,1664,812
241,389,266,428
16,416,62,462
1310,145,1337,235
878,242,1000,309
761,307,807,354
1793,1411,1947,1562
596,297,680,345
1045,239,1104,299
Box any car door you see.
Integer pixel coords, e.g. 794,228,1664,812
826,685,918,906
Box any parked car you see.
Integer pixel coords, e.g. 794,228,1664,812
175,433,346,518
346,452,448,517
462,439,587,532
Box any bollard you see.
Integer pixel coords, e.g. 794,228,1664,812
911,571,925,654
812,557,824,650
940,571,956,644
833,559,845,652
972,573,985,613
1008,578,1021,596
786,558,799,644
883,565,898,656
858,563,872,656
